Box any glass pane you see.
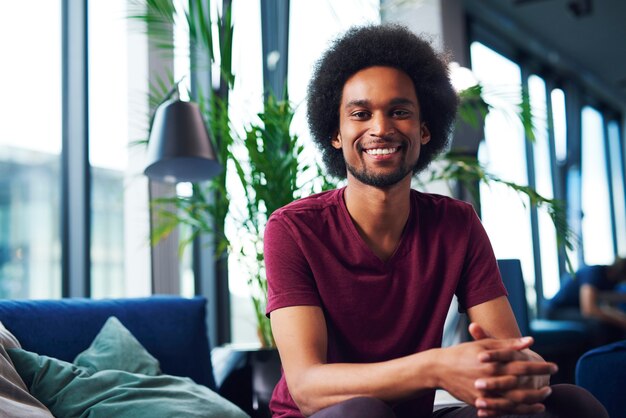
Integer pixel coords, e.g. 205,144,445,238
528,75,559,299
581,107,613,265
173,1,194,297
89,0,151,298
551,89,567,162
608,121,626,256
228,0,264,345
470,42,537,309
0,1,62,299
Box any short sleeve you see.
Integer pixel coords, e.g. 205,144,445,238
578,266,612,291
264,214,322,316
455,208,507,310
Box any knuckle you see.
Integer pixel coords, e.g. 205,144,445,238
484,363,498,375
495,376,514,389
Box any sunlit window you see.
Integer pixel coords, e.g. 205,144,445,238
607,121,626,256
528,75,559,299
0,1,62,299
89,0,151,298
581,107,614,265
470,42,536,308
551,89,567,163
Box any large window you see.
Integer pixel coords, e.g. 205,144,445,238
528,75,559,299
607,121,626,256
469,25,626,313
581,106,614,265
0,1,152,301
89,0,129,298
227,0,265,345
0,1,63,299
89,0,151,298
470,42,537,308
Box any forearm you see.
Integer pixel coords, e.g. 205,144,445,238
288,349,440,416
596,291,626,304
585,305,626,329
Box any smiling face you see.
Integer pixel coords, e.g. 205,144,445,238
332,66,431,188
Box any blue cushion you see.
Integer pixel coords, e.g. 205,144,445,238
576,339,626,418
0,296,215,389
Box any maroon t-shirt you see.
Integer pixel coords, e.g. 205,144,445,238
264,188,506,418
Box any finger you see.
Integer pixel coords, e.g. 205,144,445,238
469,322,490,340
476,408,499,417
476,386,552,410
476,337,534,357
475,375,519,392
479,349,524,363
500,361,558,377
479,348,551,364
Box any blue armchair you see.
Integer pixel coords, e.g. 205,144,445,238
576,339,626,418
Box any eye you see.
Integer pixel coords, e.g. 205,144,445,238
391,109,411,118
350,111,370,120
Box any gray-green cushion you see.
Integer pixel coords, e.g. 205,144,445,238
7,316,249,418
73,316,160,375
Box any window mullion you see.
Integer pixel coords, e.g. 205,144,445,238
62,0,90,297
521,67,544,313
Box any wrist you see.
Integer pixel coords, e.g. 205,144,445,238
422,348,444,390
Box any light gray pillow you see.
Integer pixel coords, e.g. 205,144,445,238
0,321,54,418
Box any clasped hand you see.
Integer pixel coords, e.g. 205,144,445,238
438,323,557,417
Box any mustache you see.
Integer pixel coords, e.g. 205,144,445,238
357,137,403,152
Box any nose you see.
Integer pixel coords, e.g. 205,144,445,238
369,113,394,138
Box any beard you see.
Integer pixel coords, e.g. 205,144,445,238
345,160,413,188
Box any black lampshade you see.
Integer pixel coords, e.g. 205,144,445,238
144,99,222,183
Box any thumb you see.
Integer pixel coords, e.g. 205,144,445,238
468,322,491,340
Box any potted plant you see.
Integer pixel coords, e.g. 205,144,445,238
231,92,336,347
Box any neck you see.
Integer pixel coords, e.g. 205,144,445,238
343,175,412,260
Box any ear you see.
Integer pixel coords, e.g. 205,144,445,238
420,123,431,145
331,131,342,149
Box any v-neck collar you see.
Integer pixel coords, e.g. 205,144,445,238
336,187,415,268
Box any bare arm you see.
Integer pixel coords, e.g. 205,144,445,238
596,290,626,304
271,303,552,416
580,284,626,329
271,305,438,415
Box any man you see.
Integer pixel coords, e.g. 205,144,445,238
547,258,626,331
264,25,606,418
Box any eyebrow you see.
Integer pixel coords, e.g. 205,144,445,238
344,97,417,108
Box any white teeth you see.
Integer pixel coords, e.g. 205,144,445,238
365,147,398,155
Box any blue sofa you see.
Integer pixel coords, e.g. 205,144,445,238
576,339,626,418
0,295,217,390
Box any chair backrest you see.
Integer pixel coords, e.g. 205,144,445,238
576,339,626,418
497,259,531,336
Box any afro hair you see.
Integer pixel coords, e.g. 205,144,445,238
306,24,458,178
